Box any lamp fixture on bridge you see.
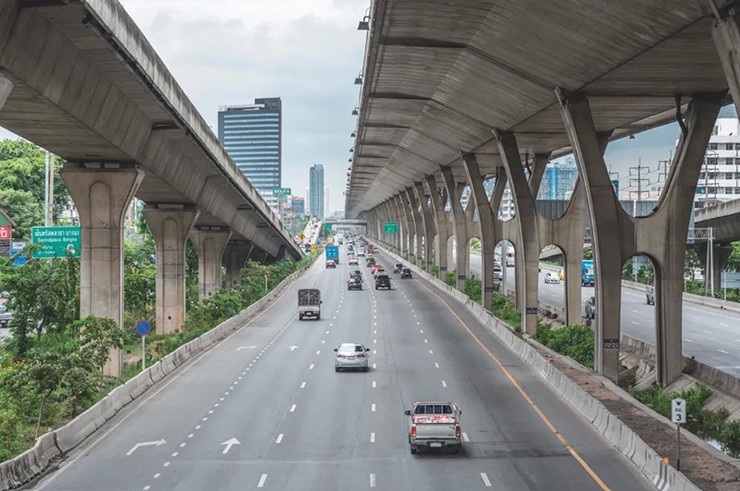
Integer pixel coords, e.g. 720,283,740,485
348,158,353,162
351,131,356,137
629,134,636,140
354,75,363,85
357,16,370,30
352,107,359,116
350,148,354,153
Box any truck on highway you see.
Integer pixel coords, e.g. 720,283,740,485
581,259,595,286
404,401,462,454
325,245,339,266
298,289,322,320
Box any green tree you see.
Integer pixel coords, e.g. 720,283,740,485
0,189,40,241
726,242,740,272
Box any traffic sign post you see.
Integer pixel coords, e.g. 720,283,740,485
383,222,398,234
271,187,292,196
31,226,81,258
324,223,332,231
672,398,686,471
135,320,152,371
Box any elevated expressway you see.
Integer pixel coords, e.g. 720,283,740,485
347,0,740,386
0,0,301,374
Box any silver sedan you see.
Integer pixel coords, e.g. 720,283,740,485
334,343,371,372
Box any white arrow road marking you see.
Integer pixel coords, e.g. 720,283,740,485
236,346,256,351
126,439,166,456
221,438,241,454
289,345,299,351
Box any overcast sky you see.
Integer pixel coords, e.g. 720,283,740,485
0,0,687,213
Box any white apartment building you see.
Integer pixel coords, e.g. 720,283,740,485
698,106,740,204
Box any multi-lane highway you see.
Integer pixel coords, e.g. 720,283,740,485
469,254,740,376
33,245,653,491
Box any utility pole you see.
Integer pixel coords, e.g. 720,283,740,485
43,150,54,226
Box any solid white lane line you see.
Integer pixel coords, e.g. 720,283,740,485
434,362,439,368
441,380,447,388
372,381,377,388
462,432,469,442
370,473,376,488
290,404,297,412
276,434,284,444
718,349,729,354
370,432,375,443
371,403,376,412
309,364,315,370
258,474,268,488
481,472,492,487
300,381,306,388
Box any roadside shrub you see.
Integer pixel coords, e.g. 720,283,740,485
492,295,520,330
463,277,481,304
446,270,456,287
536,324,594,368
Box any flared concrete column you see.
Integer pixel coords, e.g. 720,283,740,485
0,74,13,110
441,167,469,289
397,194,414,259
190,228,232,300
463,154,495,308
495,131,542,335
60,163,144,377
225,241,254,288
711,5,740,124
143,205,199,335
415,182,435,270
426,175,449,279
405,188,423,266
391,196,405,254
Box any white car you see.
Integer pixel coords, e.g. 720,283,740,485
348,256,358,266
334,343,371,372
544,272,560,284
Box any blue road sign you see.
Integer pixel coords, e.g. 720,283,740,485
135,319,151,336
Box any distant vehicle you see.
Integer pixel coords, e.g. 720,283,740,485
558,270,565,281
401,268,413,279
334,343,371,372
366,258,376,268
298,289,322,321
646,286,655,305
371,264,380,275
326,245,339,265
493,265,503,281
544,272,560,284
373,266,386,278
357,247,366,257
581,260,595,286
585,296,596,320
350,270,363,281
325,259,336,269
348,256,359,266
347,277,362,291
375,274,391,290
506,256,515,267
0,305,12,328
405,402,462,454
393,263,403,274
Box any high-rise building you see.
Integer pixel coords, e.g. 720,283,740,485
538,157,579,201
324,188,330,218
697,104,740,205
309,164,325,218
290,196,305,216
218,98,282,209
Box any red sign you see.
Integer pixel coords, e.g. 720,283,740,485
0,225,11,241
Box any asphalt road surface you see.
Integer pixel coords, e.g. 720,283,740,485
32,246,653,491
468,254,740,376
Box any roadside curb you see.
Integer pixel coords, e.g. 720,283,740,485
377,245,699,491
0,256,319,491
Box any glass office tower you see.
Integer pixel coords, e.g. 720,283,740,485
218,98,282,209
309,164,325,219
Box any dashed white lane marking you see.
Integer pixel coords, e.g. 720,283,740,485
171,452,178,457
417,321,420,325
374,322,377,326
429,350,434,354
631,321,639,325
441,380,447,388
309,364,315,370
373,350,377,354
720,323,729,327
373,363,377,369
330,323,334,327
187,434,193,439
321,339,325,344
208,410,214,414
316,350,321,355
703,330,712,334
290,404,297,412
326,330,330,334
258,474,268,488
374,330,377,334
462,432,470,442
481,472,492,487
153,474,160,479
424,339,428,344
301,381,306,388
195,425,201,429
684,338,694,343
163,462,170,468
372,381,377,388
220,397,224,401
276,434,284,444
631,309,638,313
370,432,375,443
143,486,151,491
373,339,377,344
419,329,424,333
718,349,729,354
434,362,439,368
370,473,376,488
371,403,376,412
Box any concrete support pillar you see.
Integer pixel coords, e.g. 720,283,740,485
695,243,733,294
405,188,423,266
463,154,495,308
415,182,435,270
0,74,13,110
60,163,144,376
560,90,721,385
190,228,232,300
224,241,253,288
397,194,413,259
441,168,469,289
711,5,740,125
143,205,199,335
495,132,542,335
426,175,449,279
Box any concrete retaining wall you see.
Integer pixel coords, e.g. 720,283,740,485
377,243,698,491
0,257,317,491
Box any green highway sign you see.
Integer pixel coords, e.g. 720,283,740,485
384,222,398,234
272,187,292,196
324,223,332,231
32,226,81,258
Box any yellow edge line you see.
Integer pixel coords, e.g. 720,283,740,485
419,282,610,491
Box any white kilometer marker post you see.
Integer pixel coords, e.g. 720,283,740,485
481,473,492,487
258,474,268,488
